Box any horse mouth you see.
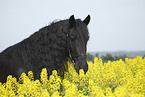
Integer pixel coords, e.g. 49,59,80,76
74,59,88,74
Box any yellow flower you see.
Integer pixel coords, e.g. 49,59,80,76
28,71,34,81
40,89,50,97
40,68,48,84
0,57,144,96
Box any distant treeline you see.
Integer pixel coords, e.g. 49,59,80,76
87,53,145,62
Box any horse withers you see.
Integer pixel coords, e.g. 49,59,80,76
0,15,91,83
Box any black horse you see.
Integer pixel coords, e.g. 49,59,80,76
0,15,91,83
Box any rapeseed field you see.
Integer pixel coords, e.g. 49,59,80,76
0,56,144,97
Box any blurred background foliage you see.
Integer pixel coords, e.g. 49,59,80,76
87,53,145,62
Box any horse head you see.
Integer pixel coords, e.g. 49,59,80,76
67,15,91,73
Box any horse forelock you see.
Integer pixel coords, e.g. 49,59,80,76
75,20,89,45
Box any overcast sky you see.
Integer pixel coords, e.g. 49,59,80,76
0,0,145,52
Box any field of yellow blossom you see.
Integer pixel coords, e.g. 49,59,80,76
0,56,144,97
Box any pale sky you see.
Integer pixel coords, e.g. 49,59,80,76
0,0,145,52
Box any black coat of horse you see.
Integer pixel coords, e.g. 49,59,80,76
0,15,90,83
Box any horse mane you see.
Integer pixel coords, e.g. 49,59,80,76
1,19,69,54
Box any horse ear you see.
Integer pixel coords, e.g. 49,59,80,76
83,15,91,25
69,15,76,28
